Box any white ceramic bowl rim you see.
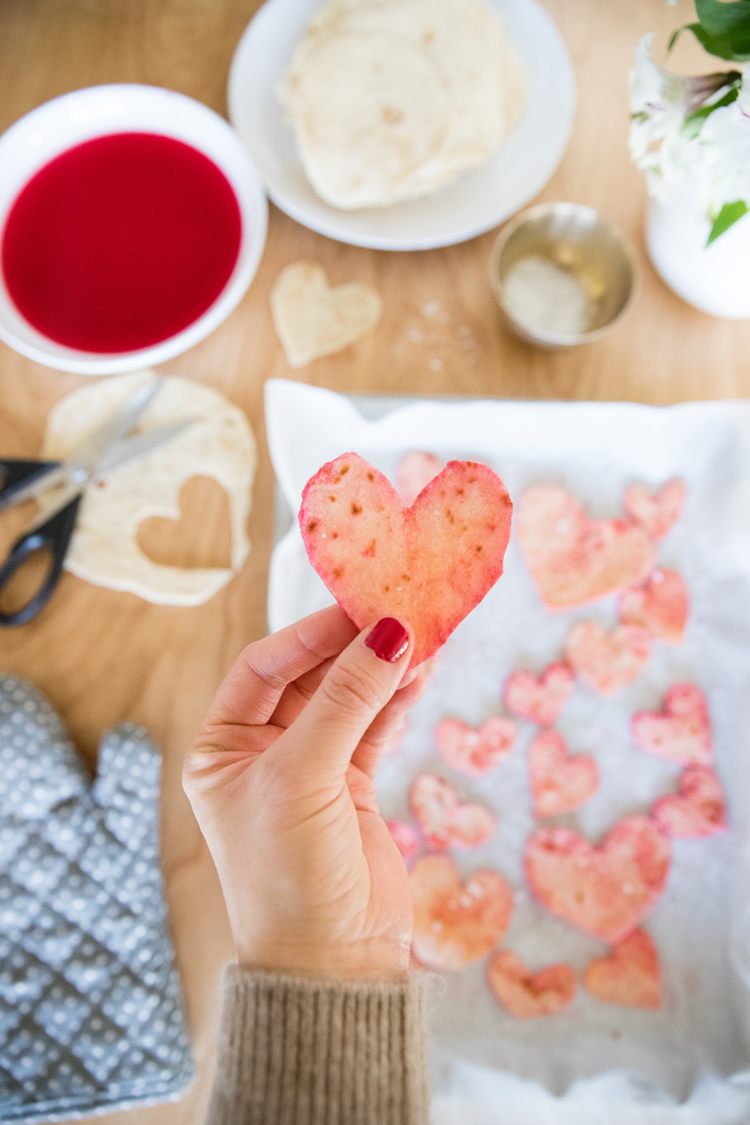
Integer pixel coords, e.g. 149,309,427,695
0,83,268,375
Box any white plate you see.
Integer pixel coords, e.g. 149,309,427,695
228,0,576,251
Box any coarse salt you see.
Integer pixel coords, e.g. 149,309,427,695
503,256,593,336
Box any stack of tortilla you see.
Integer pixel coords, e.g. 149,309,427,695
278,0,527,210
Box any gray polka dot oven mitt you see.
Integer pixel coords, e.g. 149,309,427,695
0,676,194,1123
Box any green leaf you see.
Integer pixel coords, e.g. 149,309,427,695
707,200,749,245
688,0,750,60
683,86,739,137
667,25,687,53
689,22,750,60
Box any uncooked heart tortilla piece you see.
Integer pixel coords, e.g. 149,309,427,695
299,452,513,667
41,369,256,606
271,261,382,368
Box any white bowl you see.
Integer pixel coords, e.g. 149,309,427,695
0,84,268,375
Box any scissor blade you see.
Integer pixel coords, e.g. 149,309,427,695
70,376,165,478
0,464,68,511
94,420,196,478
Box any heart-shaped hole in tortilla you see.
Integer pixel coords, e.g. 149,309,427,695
137,476,232,570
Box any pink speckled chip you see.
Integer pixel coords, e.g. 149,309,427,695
409,774,496,850
565,621,652,695
631,683,712,766
300,453,513,668
623,479,686,541
434,716,517,779
524,817,671,943
618,568,689,643
503,663,575,725
487,950,576,1019
584,928,661,1010
385,819,421,864
528,729,599,818
410,854,513,970
517,485,656,609
652,764,727,838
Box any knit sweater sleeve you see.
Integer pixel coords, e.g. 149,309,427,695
205,965,430,1125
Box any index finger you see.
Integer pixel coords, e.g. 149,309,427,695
202,604,358,731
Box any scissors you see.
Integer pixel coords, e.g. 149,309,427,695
0,378,192,626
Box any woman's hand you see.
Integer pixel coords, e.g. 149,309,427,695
183,606,427,982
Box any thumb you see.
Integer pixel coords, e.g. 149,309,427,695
281,617,412,778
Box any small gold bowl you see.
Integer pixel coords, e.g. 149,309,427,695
489,202,639,348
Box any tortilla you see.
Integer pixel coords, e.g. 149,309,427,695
270,260,382,367
41,370,256,606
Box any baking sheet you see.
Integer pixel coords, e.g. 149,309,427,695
265,378,750,1124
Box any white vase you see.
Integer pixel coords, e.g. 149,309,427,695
645,196,750,319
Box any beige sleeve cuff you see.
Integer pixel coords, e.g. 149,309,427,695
205,965,430,1125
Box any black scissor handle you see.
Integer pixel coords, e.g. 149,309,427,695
0,494,82,626
0,459,61,505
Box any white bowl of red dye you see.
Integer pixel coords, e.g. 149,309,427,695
0,84,267,374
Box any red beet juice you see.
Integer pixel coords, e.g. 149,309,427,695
1,132,242,353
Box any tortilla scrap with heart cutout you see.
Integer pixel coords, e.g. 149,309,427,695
517,485,656,609
487,950,576,1018
528,730,599,818
270,260,382,367
631,683,712,765
524,817,671,943
623,479,686,541
299,453,513,668
434,716,517,778
396,451,445,507
584,928,661,1009
386,819,421,864
503,663,575,725
409,774,496,849
41,369,255,606
652,765,727,838
410,853,513,970
618,568,689,643
565,621,652,696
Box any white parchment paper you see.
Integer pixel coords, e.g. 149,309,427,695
265,379,750,1124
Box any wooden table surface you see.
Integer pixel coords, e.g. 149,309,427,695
0,2,747,1121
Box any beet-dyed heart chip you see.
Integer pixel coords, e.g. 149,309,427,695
524,817,671,943
584,928,661,1009
528,729,599,818
434,716,517,779
385,819,421,864
410,853,513,970
652,764,727,838
300,453,513,667
565,621,652,696
517,485,656,609
409,774,496,850
618,568,689,643
503,663,575,725
631,683,712,766
623,479,686,541
487,950,576,1018
396,450,445,507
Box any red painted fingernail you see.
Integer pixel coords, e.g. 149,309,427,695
365,618,409,663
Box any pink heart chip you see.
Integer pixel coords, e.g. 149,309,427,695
409,774,496,849
618,567,689,643
565,621,652,695
623,479,686,541
410,853,514,970
487,950,576,1019
584,928,661,1009
524,817,671,943
528,729,599,818
652,765,727,838
385,819,421,864
396,450,445,507
503,663,575,725
434,716,517,779
631,683,712,765
300,453,513,668
517,485,656,609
